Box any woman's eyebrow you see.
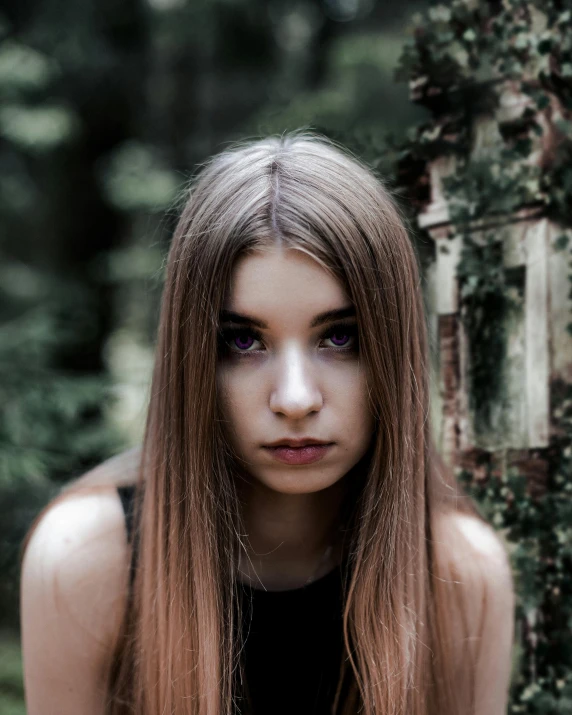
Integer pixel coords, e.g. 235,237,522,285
218,305,356,329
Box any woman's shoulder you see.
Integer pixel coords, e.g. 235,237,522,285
433,506,513,585
20,478,134,713
431,506,515,650
21,478,134,644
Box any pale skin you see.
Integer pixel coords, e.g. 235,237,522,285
20,245,515,714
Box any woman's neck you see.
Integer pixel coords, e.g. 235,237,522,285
236,477,347,590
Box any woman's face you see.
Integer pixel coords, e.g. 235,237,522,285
216,245,375,495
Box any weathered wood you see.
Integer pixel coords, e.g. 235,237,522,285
457,306,473,452
405,11,571,472
504,265,528,450
418,156,456,229
525,219,550,447
438,314,461,462
434,232,461,315
547,223,572,384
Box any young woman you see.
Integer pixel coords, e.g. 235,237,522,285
20,130,515,715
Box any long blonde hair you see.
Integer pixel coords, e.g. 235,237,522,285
24,129,486,714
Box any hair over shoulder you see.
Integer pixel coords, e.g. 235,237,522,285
23,129,489,715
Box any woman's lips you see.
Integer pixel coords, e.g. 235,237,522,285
263,444,334,465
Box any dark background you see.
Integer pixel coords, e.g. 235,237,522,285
4,2,572,712
0,1,429,710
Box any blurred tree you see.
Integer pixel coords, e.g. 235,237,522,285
0,0,149,625
0,0,427,639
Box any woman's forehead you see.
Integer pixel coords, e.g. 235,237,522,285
224,247,351,320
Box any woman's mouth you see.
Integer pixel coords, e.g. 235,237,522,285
263,443,334,465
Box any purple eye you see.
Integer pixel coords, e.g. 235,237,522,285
233,332,255,350
329,331,350,347
323,322,358,350
218,327,261,355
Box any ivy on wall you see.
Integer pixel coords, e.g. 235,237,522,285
387,0,572,711
458,382,572,712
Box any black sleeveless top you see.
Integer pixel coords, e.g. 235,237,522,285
117,485,346,715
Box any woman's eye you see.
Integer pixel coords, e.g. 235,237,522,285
321,324,358,350
218,328,262,354
218,322,358,356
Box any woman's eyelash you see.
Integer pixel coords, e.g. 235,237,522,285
217,321,359,355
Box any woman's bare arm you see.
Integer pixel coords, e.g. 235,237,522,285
464,517,515,715
446,512,516,715
20,487,130,715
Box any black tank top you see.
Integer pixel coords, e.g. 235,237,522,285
117,485,345,715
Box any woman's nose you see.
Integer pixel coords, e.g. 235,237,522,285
269,346,323,418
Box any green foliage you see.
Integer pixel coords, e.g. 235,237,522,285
98,141,182,213
391,0,572,425
0,103,80,153
458,384,572,714
456,232,519,432
0,1,144,633
0,296,123,484
0,634,25,715
0,268,125,625
388,0,572,711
